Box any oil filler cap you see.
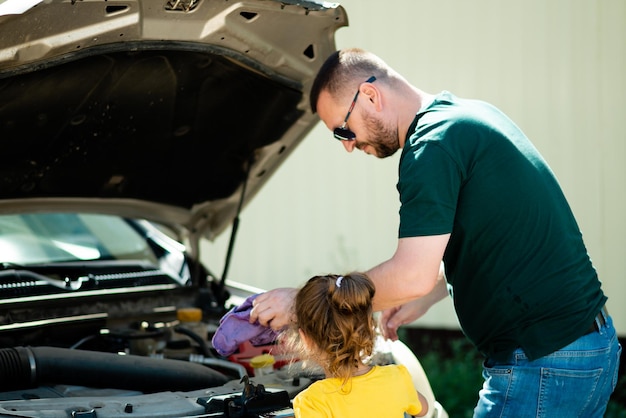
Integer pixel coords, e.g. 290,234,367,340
177,307,203,322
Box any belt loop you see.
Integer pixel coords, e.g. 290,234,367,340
596,306,608,332
600,305,609,321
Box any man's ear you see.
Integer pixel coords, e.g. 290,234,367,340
360,83,382,111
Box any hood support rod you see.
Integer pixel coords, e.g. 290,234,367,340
215,157,252,304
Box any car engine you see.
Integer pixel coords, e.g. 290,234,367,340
0,216,313,417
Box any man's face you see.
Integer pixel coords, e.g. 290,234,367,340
361,111,400,158
317,89,400,158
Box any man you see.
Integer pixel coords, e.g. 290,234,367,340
249,48,620,417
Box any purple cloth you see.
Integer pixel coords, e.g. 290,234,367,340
211,294,279,356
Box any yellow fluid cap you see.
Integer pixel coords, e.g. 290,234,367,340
177,307,202,323
250,354,275,368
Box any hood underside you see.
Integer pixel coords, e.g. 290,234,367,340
0,0,347,239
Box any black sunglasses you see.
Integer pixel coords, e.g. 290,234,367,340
333,76,377,141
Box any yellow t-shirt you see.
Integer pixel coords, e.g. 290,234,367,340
292,364,422,417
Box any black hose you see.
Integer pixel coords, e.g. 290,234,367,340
174,325,214,358
0,346,228,392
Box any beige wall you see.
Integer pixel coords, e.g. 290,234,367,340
202,0,626,334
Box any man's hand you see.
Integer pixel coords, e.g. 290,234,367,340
249,287,298,330
378,273,449,340
379,299,431,340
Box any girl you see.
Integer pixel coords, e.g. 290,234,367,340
291,272,428,417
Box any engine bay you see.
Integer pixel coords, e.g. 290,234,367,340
0,215,315,417
0,281,315,418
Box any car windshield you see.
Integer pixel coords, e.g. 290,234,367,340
0,213,157,265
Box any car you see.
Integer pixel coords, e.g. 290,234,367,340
0,1,447,417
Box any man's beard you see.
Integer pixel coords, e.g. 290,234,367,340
363,113,400,158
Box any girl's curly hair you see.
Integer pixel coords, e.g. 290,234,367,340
293,272,376,386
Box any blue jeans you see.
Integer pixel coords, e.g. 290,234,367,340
474,313,621,418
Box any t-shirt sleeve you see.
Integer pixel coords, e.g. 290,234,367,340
397,141,461,238
397,365,423,416
292,389,331,418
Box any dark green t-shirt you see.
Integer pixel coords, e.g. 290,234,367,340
398,91,606,361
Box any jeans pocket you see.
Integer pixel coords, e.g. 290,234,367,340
538,367,603,417
475,367,513,417
482,366,513,389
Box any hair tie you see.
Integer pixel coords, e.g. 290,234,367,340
335,276,344,288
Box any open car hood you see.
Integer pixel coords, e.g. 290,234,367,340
0,0,346,240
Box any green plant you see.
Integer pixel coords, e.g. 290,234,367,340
416,338,482,418
606,401,626,418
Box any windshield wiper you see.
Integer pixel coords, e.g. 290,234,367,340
0,263,88,291
0,260,181,295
